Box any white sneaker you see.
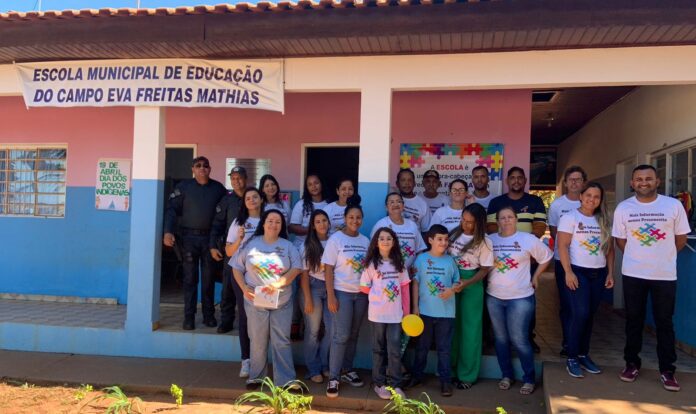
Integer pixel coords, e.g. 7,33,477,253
239,359,250,378
373,384,391,400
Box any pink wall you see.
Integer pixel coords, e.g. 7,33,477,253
391,90,532,192
166,93,362,190
0,97,134,187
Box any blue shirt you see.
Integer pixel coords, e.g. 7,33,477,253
413,252,460,318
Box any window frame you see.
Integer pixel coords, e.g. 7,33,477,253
0,144,68,218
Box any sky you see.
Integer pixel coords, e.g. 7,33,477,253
2,1,247,12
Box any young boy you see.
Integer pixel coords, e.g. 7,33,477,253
409,224,461,396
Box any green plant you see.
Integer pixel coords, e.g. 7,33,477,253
81,385,142,414
382,387,445,414
170,384,183,408
496,407,508,414
74,384,94,401
234,377,312,414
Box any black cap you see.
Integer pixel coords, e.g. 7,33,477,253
423,169,440,180
229,166,247,177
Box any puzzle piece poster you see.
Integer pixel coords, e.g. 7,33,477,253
399,143,504,197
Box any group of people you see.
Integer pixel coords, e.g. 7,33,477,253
164,156,690,400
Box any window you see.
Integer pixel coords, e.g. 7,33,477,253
0,147,67,217
652,142,696,232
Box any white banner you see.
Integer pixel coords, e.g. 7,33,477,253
96,159,131,212
16,59,284,112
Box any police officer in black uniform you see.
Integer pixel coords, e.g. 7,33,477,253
209,165,247,335
164,156,227,330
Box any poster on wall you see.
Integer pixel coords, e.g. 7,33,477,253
95,159,131,212
399,143,504,196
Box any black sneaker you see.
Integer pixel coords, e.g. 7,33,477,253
217,323,234,334
182,319,195,330
326,379,339,398
340,371,364,387
441,382,453,397
203,316,217,328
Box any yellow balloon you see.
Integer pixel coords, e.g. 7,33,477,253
401,314,424,337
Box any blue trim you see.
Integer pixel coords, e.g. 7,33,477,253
357,181,389,237
126,179,164,331
0,187,130,303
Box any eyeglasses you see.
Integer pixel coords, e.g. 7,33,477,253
194,163,210,169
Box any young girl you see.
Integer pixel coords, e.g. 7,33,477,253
322,202,369,398
322,178,355,235
289,174,328,250
259,174,290,222
300,209,333,383
360,227,410,400
224,187,263,378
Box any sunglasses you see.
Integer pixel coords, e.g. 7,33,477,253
194,163,210,169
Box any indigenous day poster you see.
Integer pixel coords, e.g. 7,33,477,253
400,143,504,196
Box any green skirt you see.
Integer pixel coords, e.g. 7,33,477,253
451,268,484,383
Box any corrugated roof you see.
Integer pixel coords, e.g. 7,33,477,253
0,0,495,21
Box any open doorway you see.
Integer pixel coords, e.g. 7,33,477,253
160,145,196,304
304,144,359,201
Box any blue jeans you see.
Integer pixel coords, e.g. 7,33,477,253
554,260,571,351
371,322,403,387
329,290,368,380
301,277,333,377
244,298,296,386
486,294,536,384
412,315,454,384
566,265,607,359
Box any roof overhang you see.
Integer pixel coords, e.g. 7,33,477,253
1,0,696,63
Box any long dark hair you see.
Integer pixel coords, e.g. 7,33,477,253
449,202,487,253
249,209,289,240
365,227,405,272
581,181,611,255
259,174,282,204
237,187,264,226
304,209,330,273
302,174,325,217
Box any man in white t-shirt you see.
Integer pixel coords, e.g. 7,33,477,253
421,169,449,214
396,168,431,233
613,164,690,392
548,165,586,357
471,166,495,209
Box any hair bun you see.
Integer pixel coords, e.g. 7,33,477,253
346,194,362,208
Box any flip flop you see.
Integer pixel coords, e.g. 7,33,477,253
520,382,535,395
498,377,513,390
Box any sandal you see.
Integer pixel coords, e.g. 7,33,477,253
455,380,473,390
498,377,513,390
520,382,535,395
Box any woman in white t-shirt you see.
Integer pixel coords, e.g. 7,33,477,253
300,209,332,384
289,174,328,249
370,192,426,270
225,187,263,258
431,179,475,232
488,206,552,395
323,178,355,235
322,202,370,399
447,202,494,389
259,174,290,222
557,182,614,379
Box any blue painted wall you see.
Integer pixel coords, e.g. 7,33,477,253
675,250,696,348
0,187,131,303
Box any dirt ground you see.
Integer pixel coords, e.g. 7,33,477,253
0,381,375,414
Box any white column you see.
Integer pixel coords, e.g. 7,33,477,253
125,107,166,332
358,85,392,233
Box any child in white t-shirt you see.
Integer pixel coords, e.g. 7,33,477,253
360,227,410,400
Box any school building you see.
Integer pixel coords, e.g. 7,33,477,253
1,0,695,376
